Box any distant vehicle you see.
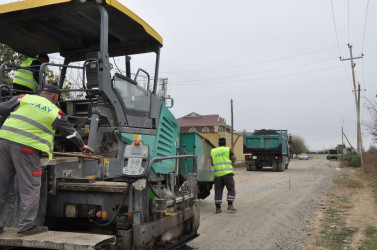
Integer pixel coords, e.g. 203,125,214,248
327,150,338,160
299,153,309,160
243,129,291,172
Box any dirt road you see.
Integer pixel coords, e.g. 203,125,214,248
188,155,338,250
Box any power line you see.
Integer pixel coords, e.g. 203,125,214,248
361,0,370,53
360,0,370,92
330,0,352,88
361,59,366,92
161,46,340,74
330,0,342,57
172,57,336,84
347,0,350,43
171,66,343,86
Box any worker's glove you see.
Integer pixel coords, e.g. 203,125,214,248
80,145,94,153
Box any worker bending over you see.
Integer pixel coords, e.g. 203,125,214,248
0,85,93,236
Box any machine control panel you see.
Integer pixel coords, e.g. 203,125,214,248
123,141,149,177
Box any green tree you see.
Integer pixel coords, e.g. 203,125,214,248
335,144,345,154
0,43,60,87
290,135,309,155
0,44,26,84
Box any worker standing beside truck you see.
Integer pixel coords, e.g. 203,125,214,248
0,85,93,236
211,137,237,214
13,54,49,92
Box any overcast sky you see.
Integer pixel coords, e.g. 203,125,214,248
120,0,376,151
3,0,375,151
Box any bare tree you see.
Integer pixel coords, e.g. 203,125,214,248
365,98,377,143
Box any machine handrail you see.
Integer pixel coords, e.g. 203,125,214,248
147,155,197,174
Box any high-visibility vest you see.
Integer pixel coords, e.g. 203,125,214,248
0,94,59,160
13,58,39,91
211,146,233,177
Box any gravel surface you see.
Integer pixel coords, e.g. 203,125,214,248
186,155,338,250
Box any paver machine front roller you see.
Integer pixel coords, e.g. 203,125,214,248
0,0,200,249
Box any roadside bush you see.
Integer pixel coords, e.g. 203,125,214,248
341,153,361,168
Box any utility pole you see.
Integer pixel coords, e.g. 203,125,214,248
231,99,234,149
357,83,361,154
343,132,355,152
357,83,365,168
160,78,168,104
340,44,363,155
342,120,344,158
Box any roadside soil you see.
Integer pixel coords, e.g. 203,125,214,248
303,163,377,250
188,155,338,250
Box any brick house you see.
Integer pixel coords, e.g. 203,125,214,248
177,112,245,164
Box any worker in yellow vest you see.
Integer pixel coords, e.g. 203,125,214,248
0,85,93,236
210,137,237,214
13,54,49,92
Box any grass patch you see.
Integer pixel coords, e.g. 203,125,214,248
318,208,357,249
344,179,363,188
361,226,377,250
365,226,377,237
333,172,363,189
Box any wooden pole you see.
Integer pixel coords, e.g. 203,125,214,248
53,152,101,161
231,99,234,149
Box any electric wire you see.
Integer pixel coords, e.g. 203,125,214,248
361,0,370,53
361,0,370,92
330,0,352,89
330,0,342,57
347,0,350,44
112,57,122,74
161,46,339,74
172,57,336,84
171,66,343,86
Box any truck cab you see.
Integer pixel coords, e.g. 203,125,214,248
327,150,339,160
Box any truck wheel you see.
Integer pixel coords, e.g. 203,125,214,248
246,165,251,171
285,164,288,169
277,163,283,172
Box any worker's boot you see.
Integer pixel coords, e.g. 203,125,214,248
17,226,48,237
227,205,237,212
215,208,222,214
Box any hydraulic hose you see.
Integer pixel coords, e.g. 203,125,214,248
94,184,129,228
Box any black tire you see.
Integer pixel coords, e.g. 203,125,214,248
285,164,288,169
197,182,213,200
250,164,257,171
277,163,283,172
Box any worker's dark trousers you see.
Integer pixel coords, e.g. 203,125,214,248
0,139,42,232
214,173,236,207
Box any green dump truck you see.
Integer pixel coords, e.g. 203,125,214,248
179,132,215,199
244,129,291,172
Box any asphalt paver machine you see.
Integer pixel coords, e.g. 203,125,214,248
0,0,199,249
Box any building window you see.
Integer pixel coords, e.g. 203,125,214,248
189,127,197,132
202,127,210,133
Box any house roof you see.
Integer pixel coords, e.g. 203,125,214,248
177,113,227,126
